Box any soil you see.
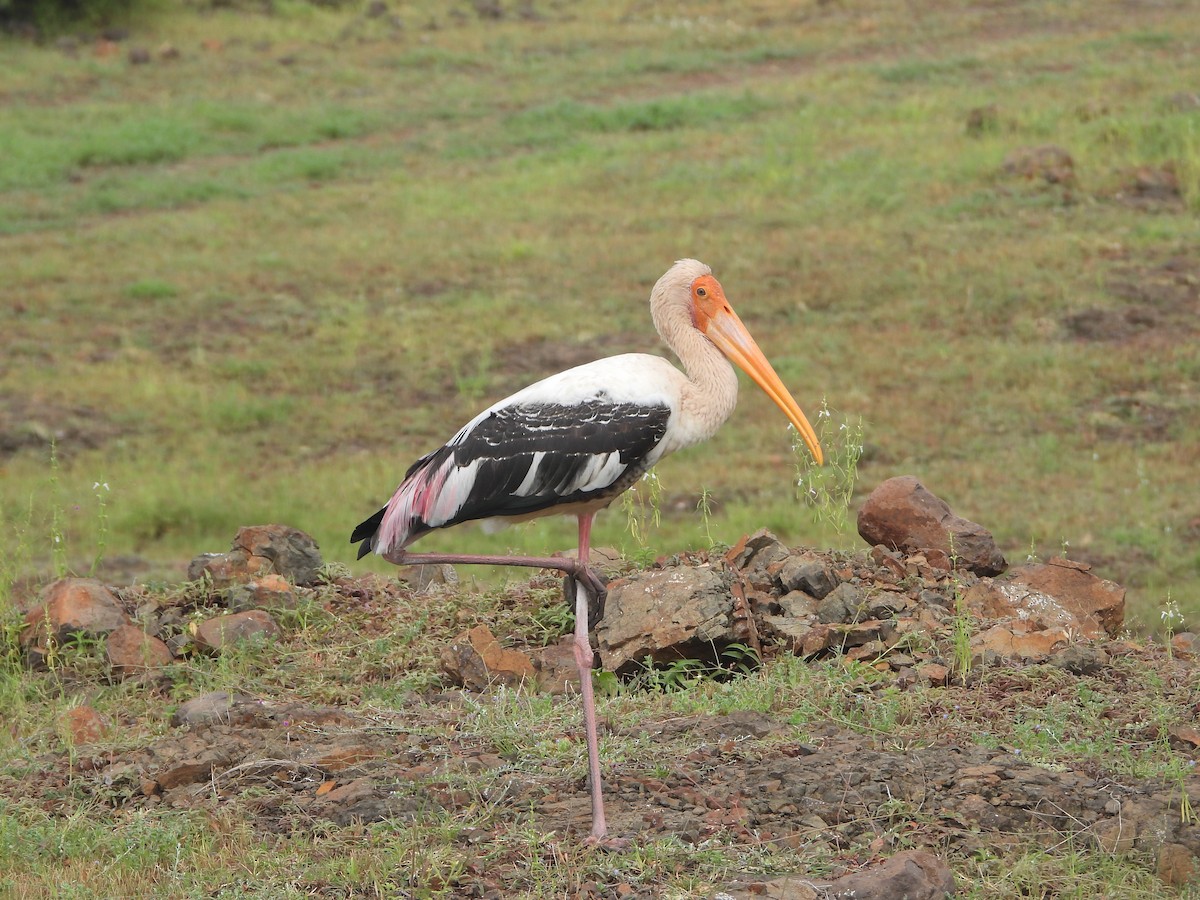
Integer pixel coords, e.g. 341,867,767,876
7,551,1200,897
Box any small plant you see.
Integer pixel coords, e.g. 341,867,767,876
1161,592,1184,657
793,398,865,535
720,641,760,676
88,480,110,577
48,441,67,578
637,654,706,693
697,487,719,549
947,536,974,683
620,471,663,566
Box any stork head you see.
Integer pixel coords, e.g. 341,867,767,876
651,258,824,466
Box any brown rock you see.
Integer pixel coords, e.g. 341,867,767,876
62,705,107,745
106,624,172,677
596,566,735,673
1158,843,1195,887
440,625,535,690
725,529,789,577
188,524,323,586
826,850,956,899
971,623,1070,661
1004,558,1125,637
919,663,950,686
798,624,835,657
154,751,231,791
302,739,383,772
1171,632,1199,659
532,635,583,695
20,578,130,648
857,476,1006,576
191,610,281,653
225,574,298,611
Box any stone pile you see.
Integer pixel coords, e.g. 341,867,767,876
17,524,322,678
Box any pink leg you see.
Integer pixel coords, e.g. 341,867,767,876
382,548,607,596
385,514,624,846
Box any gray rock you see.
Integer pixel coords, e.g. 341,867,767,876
596,566,737,673
1049,644,1111,675
725,529,789,577
188,524,323,586
817,582,862,624
777,552,838,599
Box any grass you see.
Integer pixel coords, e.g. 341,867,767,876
1,1,1199,893
3,0,1196,624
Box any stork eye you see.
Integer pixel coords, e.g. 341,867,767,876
696,286,708,297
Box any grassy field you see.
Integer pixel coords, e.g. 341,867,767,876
2,2,1200,896
2,0,1199,629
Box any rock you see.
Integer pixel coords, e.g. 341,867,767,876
20,578,130,649
1002,144,1075,185
301,738,384,772
1004,558,1125,637
919,662,950,686
857,476,1007,576
777,552,838,599
531,635,582,695
127,47,151,64
971,623,1071,662
596,566,736,673
106,624,173,677
825,850,956,899
191,610,281,653
1158,843,1194,887
720,874,819,899
171,691,253,727
62,705,107,745
188,524,323,586
722,850,954,900
817,582,862,624
725,529,789,578
224,574,298,611
1048,644,1110,675
440,625,535,690
1171,632,1199,660
777,590,820,618
413,564,458,591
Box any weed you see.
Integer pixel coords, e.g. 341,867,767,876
87,480,110,577
794,399,865,536
620,471,663,566
1161,592,1184,659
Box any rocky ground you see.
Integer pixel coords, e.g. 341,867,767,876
7,477,1200,897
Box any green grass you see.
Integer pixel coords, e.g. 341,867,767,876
1,5,1200,890
1,0,1197,622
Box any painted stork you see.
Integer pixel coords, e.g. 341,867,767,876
352,258,823,846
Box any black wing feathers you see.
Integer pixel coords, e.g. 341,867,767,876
350,399,672,554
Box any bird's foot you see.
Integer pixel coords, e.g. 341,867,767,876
562,564,609,622
582,832,631,852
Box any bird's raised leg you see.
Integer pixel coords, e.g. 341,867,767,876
382,512,608,600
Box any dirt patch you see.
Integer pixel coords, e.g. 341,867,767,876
0,399,125,460
13,692,1199,892
1064,253,1200,345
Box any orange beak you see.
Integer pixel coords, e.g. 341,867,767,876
704,302,824,467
